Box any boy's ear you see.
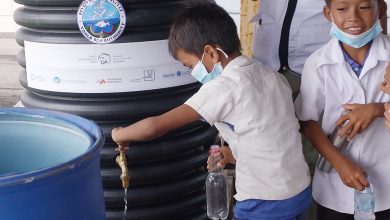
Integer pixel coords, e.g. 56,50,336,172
203,45,220,63
379,0,387,34
323,6,332,22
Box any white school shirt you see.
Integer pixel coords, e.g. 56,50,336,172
185,56,311,201
252,0,330,73
295,34,390,213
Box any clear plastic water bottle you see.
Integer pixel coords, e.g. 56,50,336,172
317,110,350,173
206,145,228,220
354,178,375,220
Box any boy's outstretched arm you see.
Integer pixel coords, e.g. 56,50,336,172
112,104,200,148
300,120,368,191
336,103,385,140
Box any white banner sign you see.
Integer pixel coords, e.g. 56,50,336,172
25,40,195,93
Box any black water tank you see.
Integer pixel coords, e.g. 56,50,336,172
13,0,216,219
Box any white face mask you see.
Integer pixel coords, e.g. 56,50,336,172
190,48,228,84
329,18,382,48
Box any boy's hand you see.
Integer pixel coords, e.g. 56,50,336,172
112,127,130,151
206,146,236,172
336,104,379,140
333,153,368,191
380,62,390,94
385,103,390,132
218,146,236,167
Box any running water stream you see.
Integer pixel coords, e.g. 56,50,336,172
123,188,128,220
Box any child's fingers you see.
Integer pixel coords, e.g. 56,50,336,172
347,123,361,141
335,117,344,127
350,168,367,191
206,155,211,166
358,174,369,189
216,160,225,168
353,178,366,191
214,153,226,169
335,114,349,127
112,127,123,134
338,118,352,137
220,146,236,164
353,165,369,190
207,154,225,171
353,181,365,192
206,154,215,171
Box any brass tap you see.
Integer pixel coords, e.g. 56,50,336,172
115,151,129,189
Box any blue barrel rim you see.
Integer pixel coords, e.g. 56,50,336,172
0,107,104,187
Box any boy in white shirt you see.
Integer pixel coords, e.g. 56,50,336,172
112,2,311,219
294,0,390,219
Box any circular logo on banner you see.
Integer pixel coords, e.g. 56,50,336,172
77,0,126,44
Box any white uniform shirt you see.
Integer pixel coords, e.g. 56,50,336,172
252,0,330,73
185,56,311,201
295,35,390,213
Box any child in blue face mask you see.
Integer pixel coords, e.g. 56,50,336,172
112,2,312,220
294,0,390,219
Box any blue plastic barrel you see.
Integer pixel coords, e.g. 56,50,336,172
0,108,106,220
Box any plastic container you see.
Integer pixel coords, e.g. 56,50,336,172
0,108,106,220
354,178,375,220
206,145,228,220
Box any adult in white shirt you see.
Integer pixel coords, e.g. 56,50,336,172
252,0,331,74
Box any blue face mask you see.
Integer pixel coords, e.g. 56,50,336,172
191,48,228,84
330,19,382,48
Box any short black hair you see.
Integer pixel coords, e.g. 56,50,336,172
168,2,241,59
